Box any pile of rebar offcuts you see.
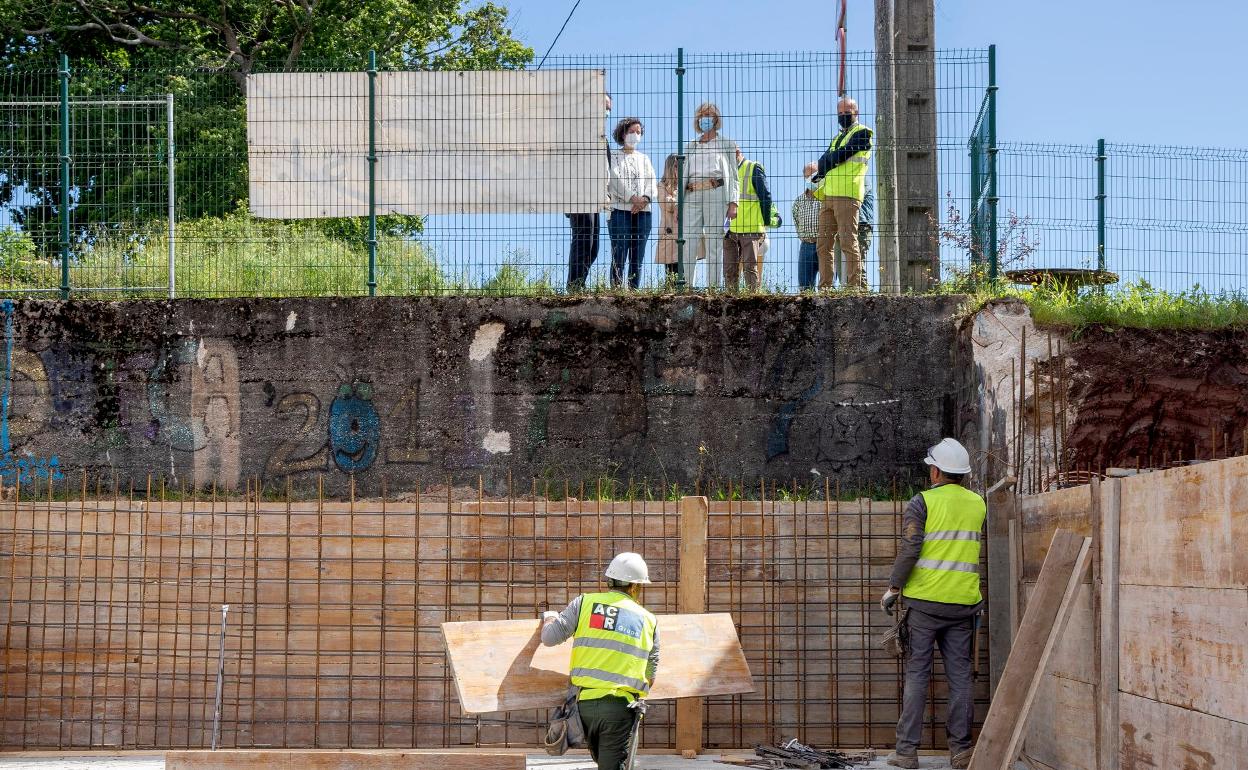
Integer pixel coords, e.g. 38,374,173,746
747,738,875,768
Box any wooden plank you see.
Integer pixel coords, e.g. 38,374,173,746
968,529,1092,770
1097,478,1120,770
1023,675,1096,770
676,495,709,757
166,750,526,770
440,613,753,714
1119,692,1248,770
1118,584,1248,723
1117,455,1248,589
1008,517,1021,635
1021,581,1094,685
986,479,1016,696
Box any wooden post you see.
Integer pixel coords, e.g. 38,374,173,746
675,496,709,757
985,477,1016,696
1097,479,1121,770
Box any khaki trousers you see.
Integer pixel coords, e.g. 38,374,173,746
817,196,865,289
723,232,762,291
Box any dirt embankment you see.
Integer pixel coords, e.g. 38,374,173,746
1063,326,1248,469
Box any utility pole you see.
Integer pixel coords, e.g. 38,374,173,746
874,0,901,293
890,0,939,290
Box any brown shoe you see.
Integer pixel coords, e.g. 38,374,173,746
951,748,974,769
886,753,919,769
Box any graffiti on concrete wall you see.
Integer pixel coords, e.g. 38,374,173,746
0,300,62,485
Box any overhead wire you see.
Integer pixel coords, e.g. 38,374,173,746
535,0,584,70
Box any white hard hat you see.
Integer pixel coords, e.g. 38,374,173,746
604,552,651,584
924,438,972,475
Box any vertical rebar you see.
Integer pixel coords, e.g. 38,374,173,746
166,93,176,299
210,604,230,750
366,50,379,297
58,54,71,300
675,48,687,286
1096,138,1107,273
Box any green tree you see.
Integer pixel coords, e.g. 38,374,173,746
1,0,533,253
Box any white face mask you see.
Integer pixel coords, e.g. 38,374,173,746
624,133,641,148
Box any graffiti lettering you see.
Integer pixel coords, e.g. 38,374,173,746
385,380,430,464
265,392,328,477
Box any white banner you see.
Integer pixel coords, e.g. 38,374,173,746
247,70,609,218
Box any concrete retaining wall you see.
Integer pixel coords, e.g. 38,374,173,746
0,295,964,494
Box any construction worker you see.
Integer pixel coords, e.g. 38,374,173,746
882,438,984,770
541,552,659,770
723,147,778,291
802,96,872,290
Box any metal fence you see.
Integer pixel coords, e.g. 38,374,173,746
3,48,1246,297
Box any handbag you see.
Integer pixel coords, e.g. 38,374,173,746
543,687,586,756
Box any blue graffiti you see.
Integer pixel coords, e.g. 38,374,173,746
328,381,380,472
766,372,824,460
0,300,63,485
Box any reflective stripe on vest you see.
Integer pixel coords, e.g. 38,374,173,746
569,591,657,701
816,122,872,202
730,160,766,234
902,484,987,605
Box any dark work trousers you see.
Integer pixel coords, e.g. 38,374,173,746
578,695,636,770
608,209,652,289
896,607,976,755
566,213,600,291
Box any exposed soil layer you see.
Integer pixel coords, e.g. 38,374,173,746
1062,325,1248,469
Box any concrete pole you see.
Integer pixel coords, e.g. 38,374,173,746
892,0,939,291
874,0,901,293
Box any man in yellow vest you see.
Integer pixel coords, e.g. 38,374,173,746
724,147,778,291
802,96,872,290
541,552,659,770
881,438,984,770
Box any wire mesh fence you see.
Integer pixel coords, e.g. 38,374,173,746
2,49,1246,297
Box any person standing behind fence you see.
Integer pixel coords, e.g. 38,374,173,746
723,147,776,292
607,118,656,290
792,188,821,290
683,103,739,288
803,96,872,290
567,94,613,292
655,154,682,282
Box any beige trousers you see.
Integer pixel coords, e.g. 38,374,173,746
817,196,864,289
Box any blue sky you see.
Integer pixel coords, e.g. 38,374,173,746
506,0,1247,148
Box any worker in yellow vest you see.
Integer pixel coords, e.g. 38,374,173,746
541,552,659,770
802,96,872,290
882,438,984,770
724,147,779,291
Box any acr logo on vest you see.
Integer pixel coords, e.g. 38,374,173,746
589,603,644,639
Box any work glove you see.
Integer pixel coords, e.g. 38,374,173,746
542,610,559,623
880,588,900,616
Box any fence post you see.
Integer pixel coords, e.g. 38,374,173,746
58,54,71,300
675,494,708,756
1096,138,1107,274
986,44,999,282
675,48,687,288
366,50,379,297
166,93,176,299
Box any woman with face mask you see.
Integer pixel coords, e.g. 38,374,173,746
680,102,740,289
606,118,657,290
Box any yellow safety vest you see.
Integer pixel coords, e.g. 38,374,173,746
902,483,986,606
730,160,765,234
815,122,872,202
570,591,657,702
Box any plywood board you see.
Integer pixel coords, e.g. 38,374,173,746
1023,675,1096,770
1119,692,1248,770
968,529,1091,770
1019,484,1094,581
1117,455,1248,589
1021,581,1095,685
440,613,753,714
166,750,526,770
1118,583,1248,723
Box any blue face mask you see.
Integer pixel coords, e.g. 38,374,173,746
698,116,715,132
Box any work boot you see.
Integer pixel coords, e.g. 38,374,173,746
886,753,919,769
951,748,974,769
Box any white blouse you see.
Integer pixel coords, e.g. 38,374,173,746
607,150,658,212
684,135,741,203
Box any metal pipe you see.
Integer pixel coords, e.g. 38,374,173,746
675,48,687,288
211,603,230,750
58,54,71,300
167,93,176,299
367,50,379,297
1096,137,1107,273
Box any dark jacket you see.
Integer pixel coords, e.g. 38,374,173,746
811,124,873,185
741,160,773,225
